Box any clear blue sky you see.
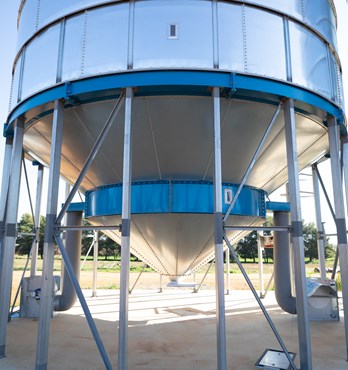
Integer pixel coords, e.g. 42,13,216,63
0,1,347,237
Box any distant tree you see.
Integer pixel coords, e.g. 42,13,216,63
81,219,95,256
16,213,46,257
81,221,121,261
98,234,121,260
263,247,273,264
324,242,336,259
16,213,34,255
301,221,334,262
236,231,258,262
303,222,318,262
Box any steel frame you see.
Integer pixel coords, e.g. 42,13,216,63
213,86,227,370
328,117,348,361
35,100,65,370
0,137,13,251
0,82,347,370
7,156,45,319
54,234,113,369
224,236,298,370
311,164,326,279
225,248,230,295
257,233,265,298
31,163,44,276
221,98,313,369
193,259,214,294
32,94,127,369
129,263,147,294
117,87,133,370
283,98,312,370
0,118,24,358
92,231,99,298
223,101,282,223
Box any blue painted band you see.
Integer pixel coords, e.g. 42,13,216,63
85,180,266,218
266,201,291,212
6,70,344,135
66,202,85,213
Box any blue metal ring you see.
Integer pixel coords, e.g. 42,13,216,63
85,180,267,218
6,70,344,137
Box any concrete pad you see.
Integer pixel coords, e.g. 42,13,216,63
1,289,347,369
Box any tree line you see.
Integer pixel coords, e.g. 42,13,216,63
235,221,335,263
16,212,335,263
16,213,121,260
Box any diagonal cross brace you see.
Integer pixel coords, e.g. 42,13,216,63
224,235,298,370
56,92,125,225
223,101,282,223
54,234,114,370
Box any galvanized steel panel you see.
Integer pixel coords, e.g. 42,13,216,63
133,0,214,70
11,0,342,110
21,24,60,100
244,7,287,80
289,21,331,99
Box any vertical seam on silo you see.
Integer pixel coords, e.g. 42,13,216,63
81,11,88,76
17,47,26,102
127,0,135,69
301,0,305,22
35,0,40,31
56,20,66,84
283,17,292,82
326,44,334,102
212,0,219,69
335,60,342,106
241,5,247,73
8,74,15,114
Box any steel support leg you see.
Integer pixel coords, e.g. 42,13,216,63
92,231,99,298
118,87,133,370
283,99,312,370
312,165,326,279
31,164,44,277
213,87,227,370
342,135,348,224
0,120,24,358
225,247,230,295
0,136,13,285
258,233,265,298
35,100,64,370
328,118,348,360
159,274,163,293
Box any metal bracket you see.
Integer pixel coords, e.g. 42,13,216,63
230,72,237,93
65,82,80,106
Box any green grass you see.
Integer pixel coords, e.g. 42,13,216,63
13,255,337,279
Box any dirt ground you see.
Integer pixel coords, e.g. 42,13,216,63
11,269,272,306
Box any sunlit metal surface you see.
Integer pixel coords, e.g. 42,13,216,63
9,0,338,279
10,0,342,110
